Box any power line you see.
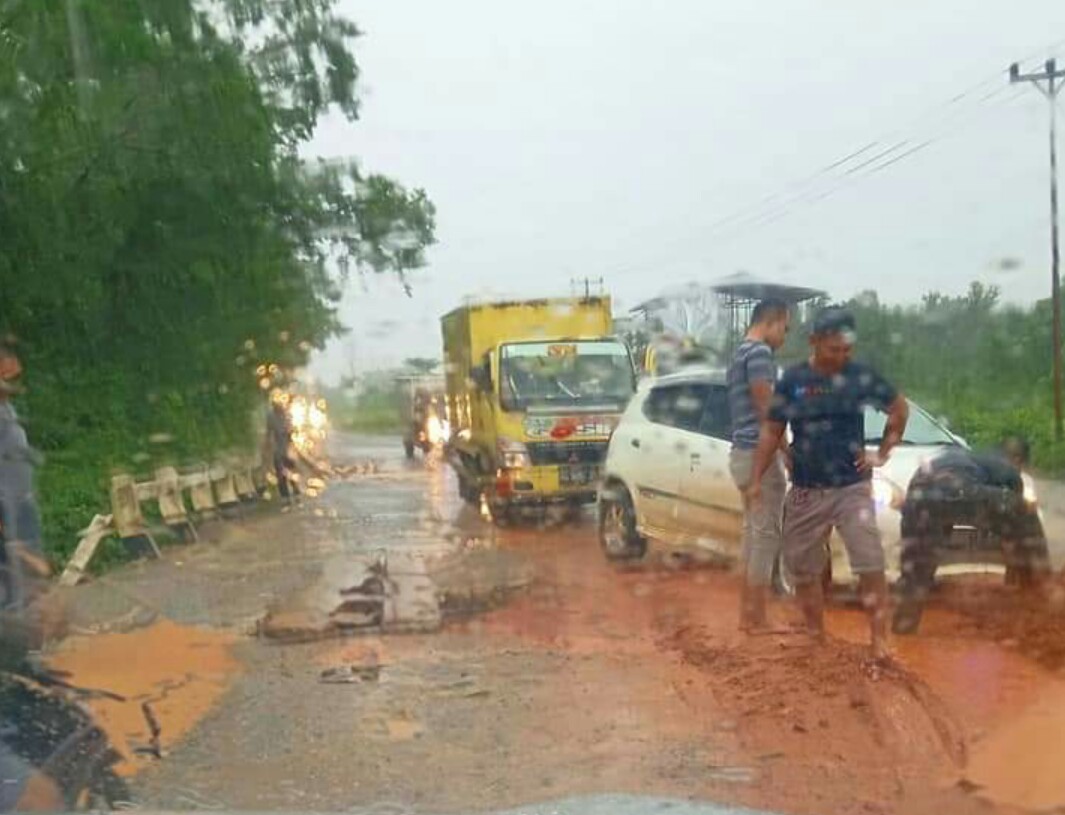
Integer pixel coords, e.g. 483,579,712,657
615,84,1029,277
717,89,1028,239
633,89,1024,259
600,40,1065,281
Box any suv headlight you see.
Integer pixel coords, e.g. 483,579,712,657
1022,472,1038,508
497,436,531,469
872,475,904,511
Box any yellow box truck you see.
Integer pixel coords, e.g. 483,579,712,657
442,297,636,522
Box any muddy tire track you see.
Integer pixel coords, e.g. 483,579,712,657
659,625,968,813
934,578,1065,671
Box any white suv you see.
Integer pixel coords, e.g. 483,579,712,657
597,368,1000,586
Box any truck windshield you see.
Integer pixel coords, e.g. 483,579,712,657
499,341,635,410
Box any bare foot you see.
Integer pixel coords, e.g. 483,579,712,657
862,654,894,681
779,627,827,649
869,640,893,664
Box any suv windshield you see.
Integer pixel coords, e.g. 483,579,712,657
499,341,634,410
864,402,958,446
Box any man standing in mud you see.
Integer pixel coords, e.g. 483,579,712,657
726,298,791,632
747,308,908,659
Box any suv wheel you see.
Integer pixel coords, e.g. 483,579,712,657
598,484,647,561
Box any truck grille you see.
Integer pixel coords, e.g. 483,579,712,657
526,441,609,467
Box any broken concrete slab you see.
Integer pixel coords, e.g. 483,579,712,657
257,541,534,642
258,549,442,641
381,551,441,634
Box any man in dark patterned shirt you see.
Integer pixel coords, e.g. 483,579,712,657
748,308,909,660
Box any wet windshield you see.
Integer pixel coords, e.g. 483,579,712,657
4,3,1065,815
865,403,958,446
499,341,635,410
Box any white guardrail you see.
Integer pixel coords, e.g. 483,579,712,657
58,454,268,587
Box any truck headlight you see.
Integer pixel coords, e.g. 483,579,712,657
873,476,904,511
497,437,531,469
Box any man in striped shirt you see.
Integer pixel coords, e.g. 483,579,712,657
727,299,791,631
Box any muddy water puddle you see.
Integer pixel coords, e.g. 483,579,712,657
818,599,1065,811
46,620,241,775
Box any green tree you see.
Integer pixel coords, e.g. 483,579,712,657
0,0,435,562
403,357,441,375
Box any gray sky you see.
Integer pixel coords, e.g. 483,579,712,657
306,0,1065,382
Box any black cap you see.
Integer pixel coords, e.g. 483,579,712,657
811,307,856,337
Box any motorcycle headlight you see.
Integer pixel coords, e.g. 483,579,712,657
873,476,904,511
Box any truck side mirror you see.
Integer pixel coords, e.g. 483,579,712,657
470,364,491,392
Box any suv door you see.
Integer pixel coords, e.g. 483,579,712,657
629,382,710,538
677,384,743,551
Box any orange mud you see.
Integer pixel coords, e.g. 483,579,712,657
463,523,1065,815
47,620,241,776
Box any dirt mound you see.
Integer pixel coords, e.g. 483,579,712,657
663,626,967,813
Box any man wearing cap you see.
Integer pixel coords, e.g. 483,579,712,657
747,308,909,659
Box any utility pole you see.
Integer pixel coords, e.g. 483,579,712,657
571,277,604,299
1011,58,1065,441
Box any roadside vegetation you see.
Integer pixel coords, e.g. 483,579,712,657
0,1,435,565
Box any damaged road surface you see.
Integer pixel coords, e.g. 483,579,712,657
46,434,1065,815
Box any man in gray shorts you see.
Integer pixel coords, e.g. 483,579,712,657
726,298,790,631
747,308,908,659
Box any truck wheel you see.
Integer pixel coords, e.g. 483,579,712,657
457,476,479,505
598,485,646,561
487,502,515,527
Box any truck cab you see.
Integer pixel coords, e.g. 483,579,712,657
442,298,636,521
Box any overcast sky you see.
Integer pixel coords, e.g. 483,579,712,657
306,0,1065,382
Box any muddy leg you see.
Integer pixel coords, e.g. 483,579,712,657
795,580,825,640
740,584,770,631
892,536,937,635
858,571,890,659
739,454,786,631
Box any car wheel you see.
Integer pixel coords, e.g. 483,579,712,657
598,485,647,561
